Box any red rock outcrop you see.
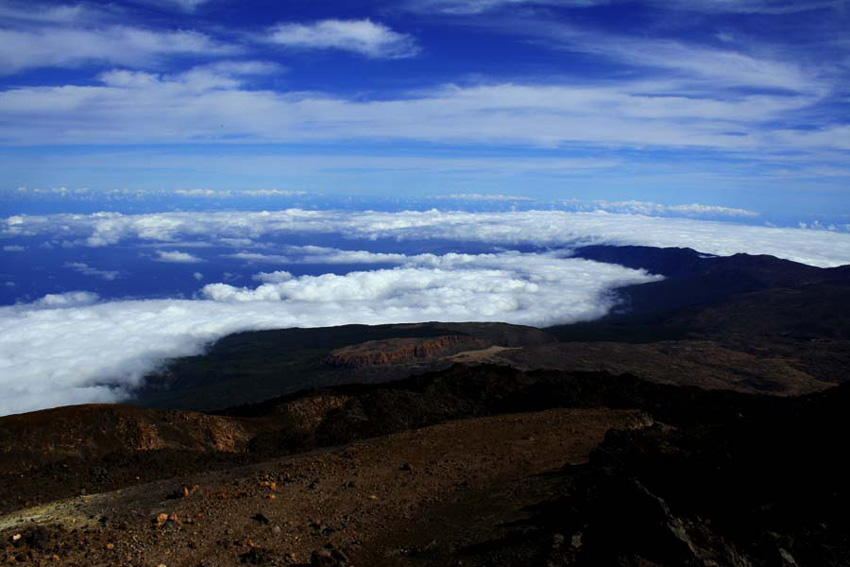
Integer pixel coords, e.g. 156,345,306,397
324,335,478,368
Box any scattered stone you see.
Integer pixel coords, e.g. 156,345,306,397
251,513,270,525
552,533,564,549
779,548,800,567
311,544,351,566
400,462,412,471
367,494,379,501
239,547,274,564
153,513,180,531
105,543,115,550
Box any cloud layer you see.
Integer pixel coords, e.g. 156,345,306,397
4,208,850,416
0,250,659,416
5,209,850,267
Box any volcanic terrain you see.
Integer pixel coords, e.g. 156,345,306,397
2,246,849,566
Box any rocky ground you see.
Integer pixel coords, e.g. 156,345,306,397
1,407,648,566
3,363,850,566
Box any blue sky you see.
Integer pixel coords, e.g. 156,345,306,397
1,0,849,216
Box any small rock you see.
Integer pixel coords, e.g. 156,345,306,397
251,513,270,525
105,543,115,550
311,545,350,566
400,462,412,471
571,532,583,549
240,547,273,564
367,494,379,501
779,548,800,567
552,533,564,549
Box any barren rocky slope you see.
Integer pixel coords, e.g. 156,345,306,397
3,367,850,566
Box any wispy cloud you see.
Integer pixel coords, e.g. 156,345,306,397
571,200,759,218
0,74,823,150
0,1,92,25
155,250,204,263
0,26,237,75
514,19,820,94
404,0,605,14
138,0,214,12
434,193,532,201
65,261,120,281
657,0,847,15
267,19,420,59
405,0,844,16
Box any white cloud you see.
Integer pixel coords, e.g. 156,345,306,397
3,208,850,416
0,26,237,75
193,271,204,281
525,21,819,94
137,0,213,11
0,251,659,416
155,250,204,263
0,75,826,150
657,0,845,14
5,209,850,267
2,244,24,251
411,0,845,15
228,246,423,265
435,193,532,201
404,0,604,14
580,200,759,218
267,19,419,59
32,291,100,308
65,261,120,281
174,188,305,198
0,1,92,25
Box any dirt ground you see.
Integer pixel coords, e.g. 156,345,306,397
1,407,649,567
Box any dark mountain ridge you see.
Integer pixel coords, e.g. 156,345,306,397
573,244,841,316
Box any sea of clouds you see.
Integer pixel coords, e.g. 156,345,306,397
3,209,850,416
6,209,850,266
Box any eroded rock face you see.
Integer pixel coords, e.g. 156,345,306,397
324,336,477,368
0,405,258,474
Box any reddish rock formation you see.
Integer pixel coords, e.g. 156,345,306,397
324,335,478,368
